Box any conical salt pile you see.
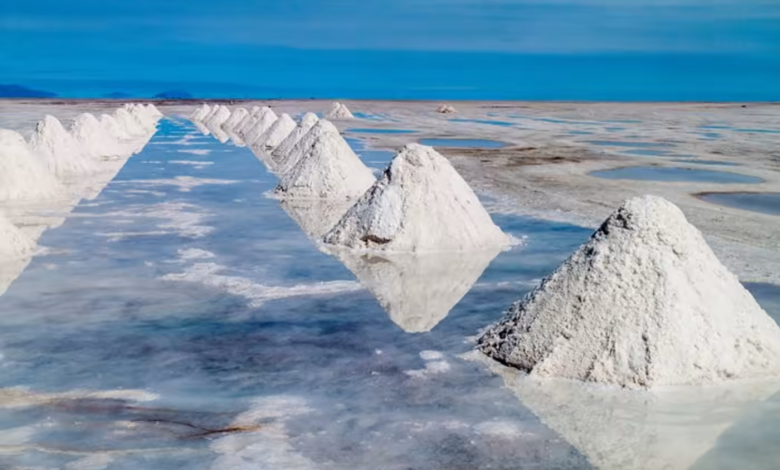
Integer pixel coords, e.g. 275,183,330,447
243,108,279,146
323,143,510,252
0,130,68,202
28,115,97,177
272,112,319,162
437,104,457,114
122,103,158,129
192,104,211,121
329,247,502,333
274,120,375,199
234,106,265,136
205,105,231,129
99,114,132,141
326,102,354,119
144,103,163,118
222,107,249,132
113,108,147,136
70,113,125,158
479,195,780,389
254,113,296,149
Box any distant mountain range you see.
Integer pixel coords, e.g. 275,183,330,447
153,90,194,99
0,84,57,98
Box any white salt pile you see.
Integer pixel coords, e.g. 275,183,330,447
326,102,355,119
323,143,511,252
0,214,35,259
70,113,125,158
28,115,97,177
221,107,249,131
192,104,211,121
99,114,132,141
205,105,231,129
437,104,457,114
0,130,68,202
122,103,158,129
144,103,163,118
113,108,147,136
254,113,296,149
479,195,780,389
274,119,375,199
233,106,265,136
242,108,279,146
329,248,501,333
272,112,319,161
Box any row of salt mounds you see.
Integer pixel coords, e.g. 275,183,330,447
28,116,98,177
70,113,131,159
254,113,296,150
323,143,511,252
205,105,232,130
243,107,279,146
0,130,69,202
478,195,780,389
272,112,319,165
191,104,211,121
274,120,375,200
222,107,249,132
233,106,264,135
326,102,355,119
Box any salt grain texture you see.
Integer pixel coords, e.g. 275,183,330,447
221,107,249,132
28,116,97,177
324,143,510,252
242,108,279,146
479,195,780,389
0,130,68,202
326,102,355,119
253,113,296,149
70,113,125,158
272,112,319,161
274,119,375,199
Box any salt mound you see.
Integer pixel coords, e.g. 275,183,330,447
113,108,146,136
122,103,157,129
234,106,265,136
222,107,249,131
28,115,97,177
243,108,279,146
326,102,354,119
99,114,131,140
437,104,457,114
0,130,69,202
323,143,510,252
144,103,163,118
280,199,355,240
274,120,375,199
272,112,319,161
479,195,780,389
0,214,35,260
205,106,231,129
192,104,211,121
70,113,125,158
329,247,501,333
254,113,296,149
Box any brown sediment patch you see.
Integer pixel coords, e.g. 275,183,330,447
132,418,261,439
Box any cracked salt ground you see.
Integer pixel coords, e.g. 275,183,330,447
0,118,777,469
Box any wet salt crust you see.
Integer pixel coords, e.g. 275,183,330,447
0,116,777,469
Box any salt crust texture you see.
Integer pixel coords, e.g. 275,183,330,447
0,130,68,202
273,113,320,172
272,112,319,161
28,116,97,177
326,102,355,119
274,120,375,200
242,108,279,146
324,143,511,252
479,195,780,389
253,113,296,149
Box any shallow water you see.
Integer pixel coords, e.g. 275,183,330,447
0,118,778,469
673,159,741,167
621,149,673,157
591,166,764,184
698,192,780,216
419,138,508,149
587,140,672,148
347,128,417,134
449,118,516,127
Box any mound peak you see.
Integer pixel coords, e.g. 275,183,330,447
272,112,320,163
326,102,354,119
28,115,97,177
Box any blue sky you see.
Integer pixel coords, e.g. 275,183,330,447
1,0,778,99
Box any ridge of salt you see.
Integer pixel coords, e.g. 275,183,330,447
192,104,211,121
0,129,69,202
253,113,297,150
274,119,375,199
272,112,319,161
222,107,249,132
70,113,125,158
28,115,97,177
478,195,780,389
323,143,510,252
113,108,147,136
205,106,231,129
243,108,279,146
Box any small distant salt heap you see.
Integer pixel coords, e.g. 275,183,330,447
205,105,232,129
254,113,296,149
0,214,35,260
242,107,279,146
70,113,124,158
274,119,375,199
479,195,780,389
222,107,249,132
437,104,457,114
0,130,68,202
28,115,97,177
191,104,211,121
326,102,355,119
272,112,319,161
323,143,510,252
